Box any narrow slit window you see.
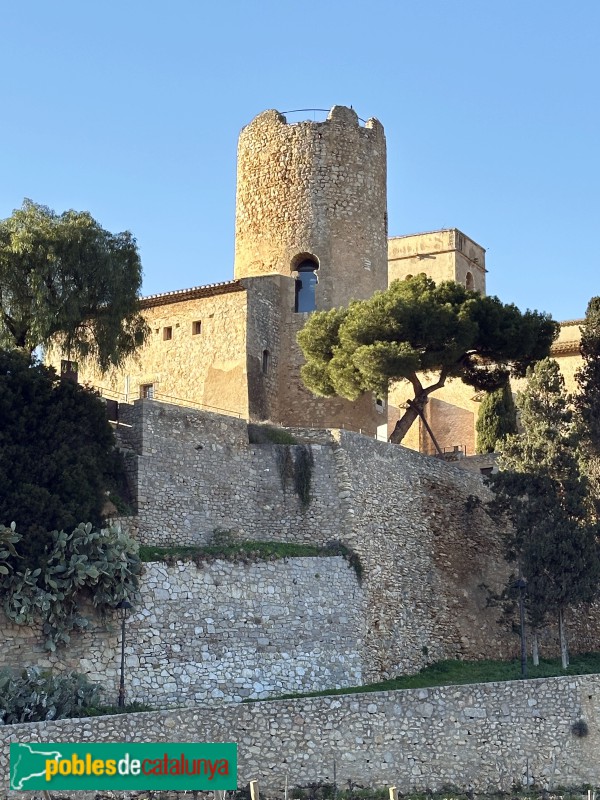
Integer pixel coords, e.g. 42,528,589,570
262,349,270,374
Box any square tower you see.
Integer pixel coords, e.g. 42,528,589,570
388,228,486,294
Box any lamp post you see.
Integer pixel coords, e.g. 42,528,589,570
514,578,527,679
116,599,133,707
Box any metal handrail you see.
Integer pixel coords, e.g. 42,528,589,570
281,108,368,124
91,385,242,419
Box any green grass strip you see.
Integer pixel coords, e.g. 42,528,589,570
265,652,600,701
139,539,357,567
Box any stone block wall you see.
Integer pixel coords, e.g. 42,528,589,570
328,431,514,680
114,403,600,683
125,401,344,546
0,558,365,707
3,674,600,796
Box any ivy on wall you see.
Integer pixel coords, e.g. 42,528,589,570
275,444,314,508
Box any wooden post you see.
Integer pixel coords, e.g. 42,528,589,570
250,779,260,800
408,399,444,456
214,791,227,800
389,787,398,800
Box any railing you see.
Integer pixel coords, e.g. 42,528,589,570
91,385,243,419
434,445,468,459
281,108,368,124
93,386,399,439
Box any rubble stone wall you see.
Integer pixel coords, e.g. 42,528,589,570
4,674,600,796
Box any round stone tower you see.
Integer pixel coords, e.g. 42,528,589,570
234,105,388,309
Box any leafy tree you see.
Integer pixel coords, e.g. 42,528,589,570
0,199,148,371
488,358,599,668
0,349,128,562
297,276,558,443
476,382,518,453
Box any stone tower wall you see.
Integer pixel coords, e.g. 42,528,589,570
234,106,388,309
388,229,486,294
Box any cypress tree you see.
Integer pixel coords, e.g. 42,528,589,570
488,358,599,668
575,297,600,453
476,382,518,453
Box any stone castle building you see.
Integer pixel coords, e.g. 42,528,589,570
51,105,583,456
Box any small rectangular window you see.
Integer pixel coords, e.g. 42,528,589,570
163,326,172,341
140,384,154,399
193,320,202,335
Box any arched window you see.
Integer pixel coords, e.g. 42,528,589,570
262,349,270,374
465,271,474,291
295,259,318,312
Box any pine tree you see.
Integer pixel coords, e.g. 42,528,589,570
297,275,558,444
476,382,518,453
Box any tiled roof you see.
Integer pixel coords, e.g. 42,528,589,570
551,340,581,356
139,280,245,309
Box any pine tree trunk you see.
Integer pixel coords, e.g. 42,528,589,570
389,393,428,444
531,629,539,667
558,608,569,669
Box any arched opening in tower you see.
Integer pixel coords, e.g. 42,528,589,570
294,259,319,312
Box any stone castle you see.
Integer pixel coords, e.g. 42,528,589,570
50,105,583,458
10,106,596,796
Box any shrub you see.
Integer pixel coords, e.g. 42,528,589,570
0,522,142,650
0,667,101,724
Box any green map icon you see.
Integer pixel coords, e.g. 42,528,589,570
11,743,64,790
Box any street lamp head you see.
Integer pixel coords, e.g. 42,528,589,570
116,599,133,618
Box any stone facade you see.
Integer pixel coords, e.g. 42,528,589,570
46,103,584,452
47,281,250,416
4,674,600,796
388,228,487,294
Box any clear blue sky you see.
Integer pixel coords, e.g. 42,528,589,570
1,0,598,321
